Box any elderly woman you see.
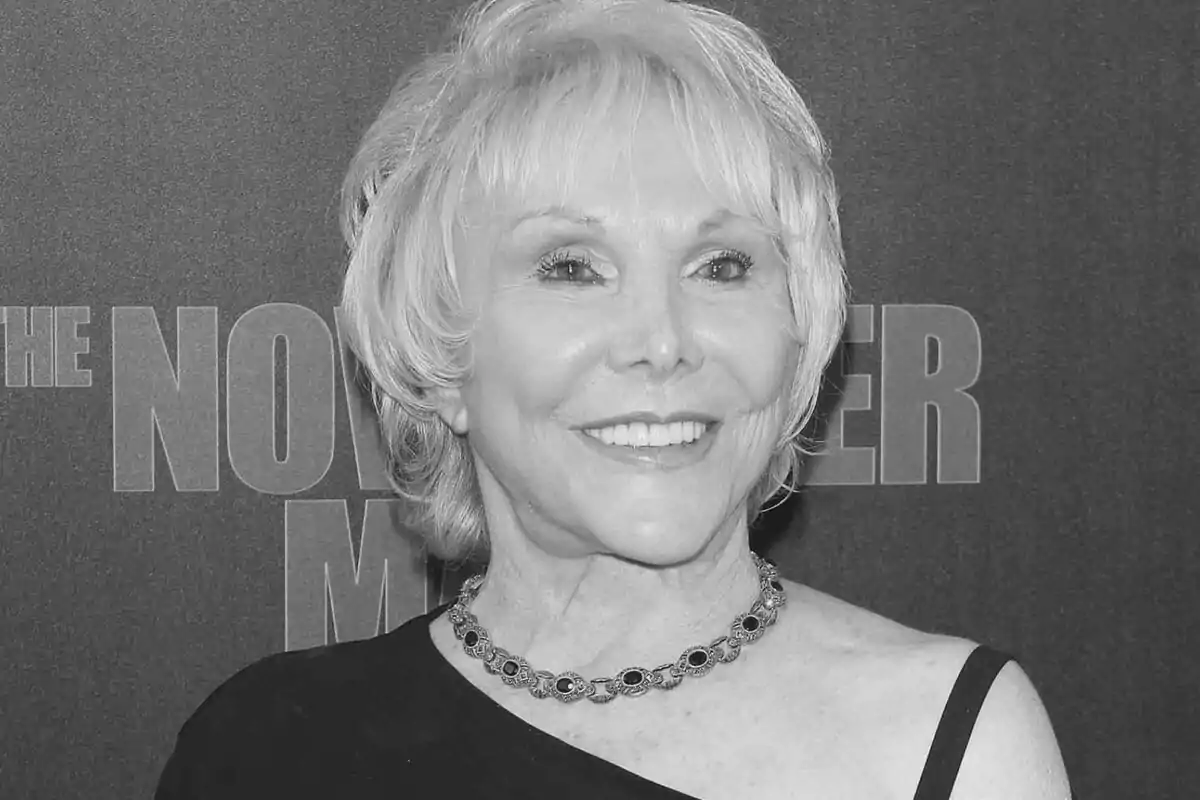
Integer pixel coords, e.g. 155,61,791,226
157,0,1070,798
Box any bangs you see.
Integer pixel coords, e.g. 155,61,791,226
456,41,791,241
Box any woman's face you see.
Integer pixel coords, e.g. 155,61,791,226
444,100,800,564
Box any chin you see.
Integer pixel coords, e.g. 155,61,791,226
588,518,728,567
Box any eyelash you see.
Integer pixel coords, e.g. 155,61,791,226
535,248,755,284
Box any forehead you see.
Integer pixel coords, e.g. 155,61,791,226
458,88,773,235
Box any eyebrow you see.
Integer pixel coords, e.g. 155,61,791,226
508,205,757,237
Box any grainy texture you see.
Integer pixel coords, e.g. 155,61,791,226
1,1,1196,798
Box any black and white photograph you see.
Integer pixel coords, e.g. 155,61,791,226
1,0,1195,798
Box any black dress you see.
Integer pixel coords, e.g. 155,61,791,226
155,604,1011,800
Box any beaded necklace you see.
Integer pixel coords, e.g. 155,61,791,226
446,553,787,704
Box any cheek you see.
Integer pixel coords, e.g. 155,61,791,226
706,299,800,409
467,294,596,417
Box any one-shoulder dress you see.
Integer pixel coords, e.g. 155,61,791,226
155,604,1012,800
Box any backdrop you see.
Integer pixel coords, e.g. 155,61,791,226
1,1,1196,798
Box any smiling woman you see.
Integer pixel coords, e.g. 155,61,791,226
435,92,811,568
338,0,847,562
155,1,1071,799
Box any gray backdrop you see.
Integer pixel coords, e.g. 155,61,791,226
1,1,1196,798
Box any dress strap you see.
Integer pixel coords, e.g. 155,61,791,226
912,645,1013,800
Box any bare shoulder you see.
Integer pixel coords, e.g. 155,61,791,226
777,579,975,663
764,580,1070,799
773,580,980,718
949,659,1072,799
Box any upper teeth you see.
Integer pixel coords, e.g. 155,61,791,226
584,421,710,448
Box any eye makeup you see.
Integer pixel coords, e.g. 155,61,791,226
533,246,756,285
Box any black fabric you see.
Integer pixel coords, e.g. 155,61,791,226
155,605,1008,799
912,646,1013,800
154,603,695,800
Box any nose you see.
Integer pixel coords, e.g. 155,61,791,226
607,276,703,380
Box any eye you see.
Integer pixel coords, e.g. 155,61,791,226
694,249,754,282
535,249,605,284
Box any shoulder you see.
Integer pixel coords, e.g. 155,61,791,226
774,580,984,721
772,581,1070,798
156,615,436,799
176,623,416,737
949,659,1072,799
777,579,973,667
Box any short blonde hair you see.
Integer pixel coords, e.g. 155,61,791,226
340,0,847,563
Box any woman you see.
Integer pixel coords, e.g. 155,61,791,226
157,0,1071,797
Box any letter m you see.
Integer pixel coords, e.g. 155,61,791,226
284,499,427,650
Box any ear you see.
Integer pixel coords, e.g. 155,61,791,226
429,386,469,435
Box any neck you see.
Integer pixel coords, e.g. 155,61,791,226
462,527,763,678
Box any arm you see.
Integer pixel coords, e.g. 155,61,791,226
153,705,263,800
153,656,290,800
950,662,1072,800
154,741,202,800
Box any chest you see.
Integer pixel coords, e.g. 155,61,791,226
505,687,911,800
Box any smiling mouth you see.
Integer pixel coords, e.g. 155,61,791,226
581,420,713,448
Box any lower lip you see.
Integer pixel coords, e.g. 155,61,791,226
574,425,720,470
